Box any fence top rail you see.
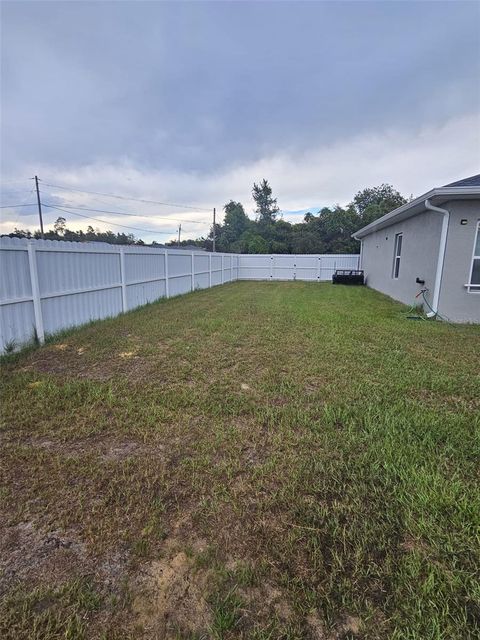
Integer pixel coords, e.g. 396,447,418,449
0,237,233,257
237,253,359,257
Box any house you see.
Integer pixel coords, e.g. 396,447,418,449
173,244,206,251
353,175,480,323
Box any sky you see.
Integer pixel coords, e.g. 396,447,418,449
1,0,479,243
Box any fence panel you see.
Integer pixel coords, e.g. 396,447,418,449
0,243,32,299
42,287,123,335
194,254,210,290
273,255,295,280
211,255,223,286
125,252,165,284
126,280,166,310
0,300,36,350
239,255,271,280
295,255,320,281
238,254,359,281
1,239,37,348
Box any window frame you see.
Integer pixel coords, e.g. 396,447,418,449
466,221,480,293
392,232,403,279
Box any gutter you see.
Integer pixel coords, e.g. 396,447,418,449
353,185,480,240
424,199,450,317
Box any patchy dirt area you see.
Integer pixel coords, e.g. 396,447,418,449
307,611,363,640
0,513,213,639
22,436,167,462
0,519,134,600
22,342,159,382
133,549,212,637
239,582,294,623
0,521,89,590
130,510,212,637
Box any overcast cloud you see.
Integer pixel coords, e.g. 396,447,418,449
1,1,479,242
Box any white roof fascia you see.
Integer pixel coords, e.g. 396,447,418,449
352,186,480,239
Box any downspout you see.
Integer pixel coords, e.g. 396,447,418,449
424,199,450,317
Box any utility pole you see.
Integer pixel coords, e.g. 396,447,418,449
177,224,181,247
34,176,44,239
212,207,216,252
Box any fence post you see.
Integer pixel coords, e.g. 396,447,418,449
209,253,212,287
317,256,321,281
119,247,128,312
165,249,170,298
27,242,45,344
270,255,273,279
221,255,224,284
191,252,195,291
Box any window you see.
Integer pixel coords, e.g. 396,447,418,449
392,232,403,279
467,221,480,292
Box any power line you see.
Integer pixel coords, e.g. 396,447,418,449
41,180,212,212
0,189,39,195
43,204,178,236
0,203,37,209
42,201,210,225
47,189,140,215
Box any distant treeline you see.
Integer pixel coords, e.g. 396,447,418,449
5,181,408,253
5,219,150,246
202,180,408,254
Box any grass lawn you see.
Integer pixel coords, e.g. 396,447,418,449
1,281,479,640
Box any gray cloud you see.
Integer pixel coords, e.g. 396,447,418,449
1,1,479,241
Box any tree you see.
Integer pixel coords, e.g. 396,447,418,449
266,219,291,253
310,206,360,253
13,228,32,238
252,179,279,224
53,216,66,236
245,233,270,254
223,201,250,239
204,222,224,252
216,201,251,251
352,184,407,221
4,220,147,245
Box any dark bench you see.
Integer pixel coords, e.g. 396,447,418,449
332,269,364,285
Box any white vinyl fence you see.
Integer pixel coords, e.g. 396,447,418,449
0,237,238,352
0,237,359,352
238,253,360,281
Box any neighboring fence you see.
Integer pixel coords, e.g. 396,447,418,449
0,237,238,352
237,253,360,281
0,237,359,352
